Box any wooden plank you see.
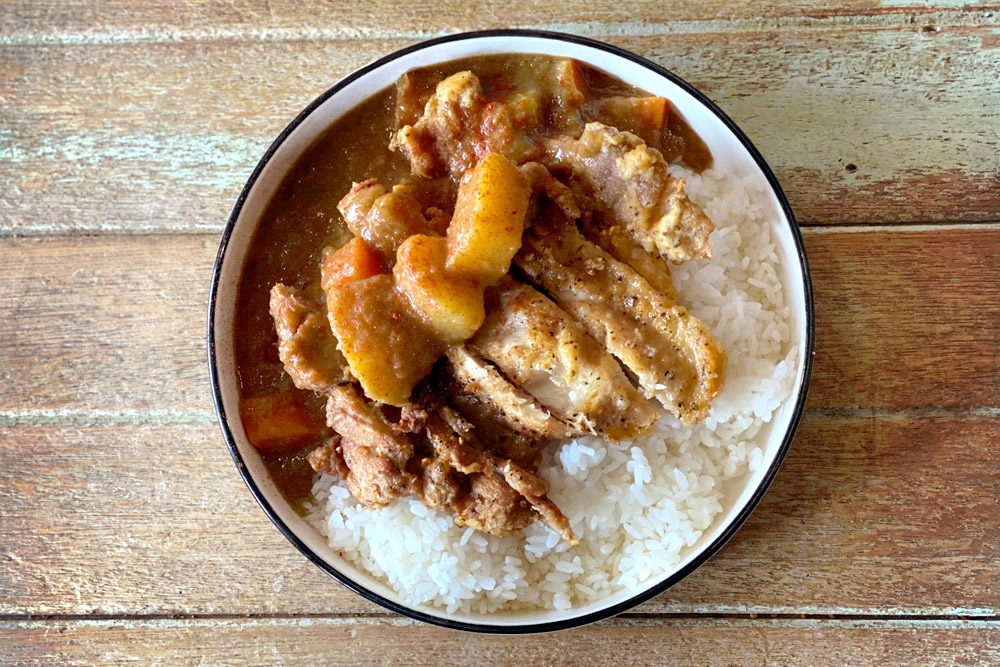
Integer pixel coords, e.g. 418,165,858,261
3,617,1000,667
804,227,1000,410
1,1,988,44
2,414,996,616
0,423,371,616
4,2,996,661
0,41,401,234
0,235,216,416
2,229,998,418
2,25,999,234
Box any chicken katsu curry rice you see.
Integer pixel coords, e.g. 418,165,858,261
233,54,798,613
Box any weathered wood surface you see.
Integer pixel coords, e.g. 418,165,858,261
3,1,999,663
807,227,1000,410
1,0,991,42
2,16,999,234
3,230,998,416
4,618,999,667
0,235,216,416
1,231,997,620
2,413,997,617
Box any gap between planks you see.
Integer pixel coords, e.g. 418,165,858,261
1,9,996,47
800,221,1000,235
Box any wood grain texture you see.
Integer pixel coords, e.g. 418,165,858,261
805,227,1000,410
2,414,996,616
0,40,387,235
2,1,991,44
3,4,999,659
4,617,1000,667
2,229,997,419
674,412,1000,616
0,235,216,416
2,23,999,234
0,423,368,617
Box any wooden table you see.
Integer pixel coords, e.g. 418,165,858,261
2,2,998,664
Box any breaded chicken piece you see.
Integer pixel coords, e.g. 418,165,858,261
517,215,726,425
324,384,418,508
425,409,575,543
269,284,350,393
545,122,714,263
468,277,657,442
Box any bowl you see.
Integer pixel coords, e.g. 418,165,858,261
208,29,814,633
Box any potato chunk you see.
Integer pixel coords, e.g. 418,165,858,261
446,152,531,283
394,234,485,344
327,274,442,406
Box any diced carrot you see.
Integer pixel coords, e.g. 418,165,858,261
321,237,384,290
630,96,669,132
552,59,588,106
240,390,318,454
593,96,670,146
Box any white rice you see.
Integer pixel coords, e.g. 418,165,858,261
304,164,798,614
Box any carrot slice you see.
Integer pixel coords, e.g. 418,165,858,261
240,391,318,454
592,96,670,146
552,59,588,106
628,96,669,133
321,237,384,290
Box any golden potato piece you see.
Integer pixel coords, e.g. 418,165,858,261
394,235,486,345
446,152,531,283
326,274,441,406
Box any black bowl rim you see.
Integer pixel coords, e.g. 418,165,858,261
207,28,815,634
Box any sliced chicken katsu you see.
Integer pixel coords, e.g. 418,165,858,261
519,161,582,221
323,384,418,508
426,408,575,543
269,284,350,393
579,218,678,302
467,277,657,442
444,346,578,441
516,214,726,425
521,160,678,301
545,122,715,263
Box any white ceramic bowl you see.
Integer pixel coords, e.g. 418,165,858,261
209,30,814,632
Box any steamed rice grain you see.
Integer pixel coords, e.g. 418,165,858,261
305,164,798,614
